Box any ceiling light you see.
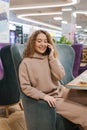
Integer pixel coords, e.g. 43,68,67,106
53,17,62,21
18,12,62,17
10,0,79,31
76,11,87,14
9,21,32,27
61,21,68,24
76,25,82,28
62,8,72,11
17,17,62,31
10,0,78,10
73,10,87,16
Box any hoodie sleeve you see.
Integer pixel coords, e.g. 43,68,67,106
48,55,65,80
18,60,46,100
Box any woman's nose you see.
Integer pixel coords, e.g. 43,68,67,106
41,42,47,46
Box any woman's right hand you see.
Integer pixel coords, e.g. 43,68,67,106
43,95,56,107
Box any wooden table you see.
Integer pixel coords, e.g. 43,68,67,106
66,70,87,90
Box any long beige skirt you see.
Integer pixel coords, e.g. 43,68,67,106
55,87,87,130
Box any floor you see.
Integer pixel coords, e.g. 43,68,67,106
0,103,27,130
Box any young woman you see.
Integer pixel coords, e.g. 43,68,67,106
19,30,86,130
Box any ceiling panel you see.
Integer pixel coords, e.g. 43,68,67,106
10,0,87,30
10,0,67,7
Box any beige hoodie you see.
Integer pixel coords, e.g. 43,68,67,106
19,53,65,100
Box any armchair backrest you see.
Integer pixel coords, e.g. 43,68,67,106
11,44,25,72
11,44,77,130
11,44,26,90
11,44,75,86
56,44,75,85
11,44,57,130
0,45,20,105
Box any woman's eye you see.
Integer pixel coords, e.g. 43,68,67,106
36,39,47,43
37,40,41,43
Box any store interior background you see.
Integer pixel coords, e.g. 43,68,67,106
9,0,87,46
0,0,87,79
0,1,87,129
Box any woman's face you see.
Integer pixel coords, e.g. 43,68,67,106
35,33,48,54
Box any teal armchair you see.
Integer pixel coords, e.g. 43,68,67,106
56,44,75,85
0,45,23,117
11,44,80,130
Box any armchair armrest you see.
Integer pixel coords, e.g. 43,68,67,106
21,93,56,130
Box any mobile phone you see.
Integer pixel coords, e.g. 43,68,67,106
44,46,51,55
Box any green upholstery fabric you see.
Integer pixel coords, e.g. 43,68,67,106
56,44,75,85
11,44,79,130
11,44,57,130
0,45,20,105
22,94,57,130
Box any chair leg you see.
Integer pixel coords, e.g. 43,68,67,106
5,106,9,118
4,102,23,117
19,102,23,110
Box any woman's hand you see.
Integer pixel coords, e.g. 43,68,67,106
43,95,56,107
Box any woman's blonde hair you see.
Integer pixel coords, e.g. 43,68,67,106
23,30,58,58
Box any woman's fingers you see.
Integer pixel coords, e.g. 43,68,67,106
43,95,56,107
49,98,56,107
